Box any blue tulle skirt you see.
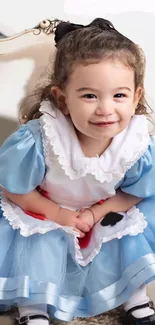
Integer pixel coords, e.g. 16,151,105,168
0,197,155,321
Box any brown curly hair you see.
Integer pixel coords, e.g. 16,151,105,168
19,18,148,123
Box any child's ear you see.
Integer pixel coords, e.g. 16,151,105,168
132,86,143,115
51,86,69,115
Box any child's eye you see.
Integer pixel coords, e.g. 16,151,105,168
82,94,97,99
114,93,126,98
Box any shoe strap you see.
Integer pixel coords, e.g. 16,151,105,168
17,314,49,324
126,301,154,317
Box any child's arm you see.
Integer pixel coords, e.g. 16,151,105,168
92,190,142,222
1,187,89,235
1,187,60,218
79,191,143,228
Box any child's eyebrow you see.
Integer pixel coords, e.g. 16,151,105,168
76,87,131,92
115,87,131,92
76,87,99,92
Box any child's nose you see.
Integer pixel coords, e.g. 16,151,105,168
96,101,114,116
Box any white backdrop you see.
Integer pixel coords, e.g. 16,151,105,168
0,0,155,34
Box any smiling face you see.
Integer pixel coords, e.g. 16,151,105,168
51,59,142,155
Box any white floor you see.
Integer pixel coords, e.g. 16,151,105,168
0,284,155,325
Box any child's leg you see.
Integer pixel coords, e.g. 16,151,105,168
124,285,154,318
17,304,49,324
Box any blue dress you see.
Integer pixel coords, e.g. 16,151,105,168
0,101,155,321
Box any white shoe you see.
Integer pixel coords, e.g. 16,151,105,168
15,314,50,324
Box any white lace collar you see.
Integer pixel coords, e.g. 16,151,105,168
40,101,150,183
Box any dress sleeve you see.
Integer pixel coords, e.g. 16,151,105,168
120,138,155,198
0,120,45,194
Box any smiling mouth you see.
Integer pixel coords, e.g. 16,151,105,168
91,121,117,127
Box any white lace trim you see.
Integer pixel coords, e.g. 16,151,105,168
39,101,150,182
76,206,148,266
0,192,83,262
0,192,147,266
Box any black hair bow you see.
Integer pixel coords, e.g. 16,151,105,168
55,18,115,44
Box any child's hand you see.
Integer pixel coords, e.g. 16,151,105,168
55,207,90,237
78,208,95,230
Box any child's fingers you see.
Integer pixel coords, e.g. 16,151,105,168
79,231,86,238
76,219,90,232
74,227,85,238
79,208,85,213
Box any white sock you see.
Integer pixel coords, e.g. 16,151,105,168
18,304,49,324
124,285,154,319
